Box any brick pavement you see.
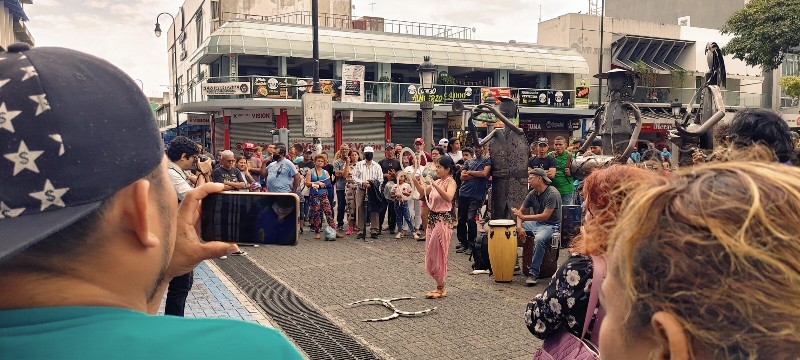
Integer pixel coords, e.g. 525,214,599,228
157,261,274,328
233,228,569,360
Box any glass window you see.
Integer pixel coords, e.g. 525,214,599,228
195,10,203,47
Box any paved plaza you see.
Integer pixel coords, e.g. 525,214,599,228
184,228,568,359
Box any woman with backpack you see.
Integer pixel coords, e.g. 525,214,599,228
526,165,654,357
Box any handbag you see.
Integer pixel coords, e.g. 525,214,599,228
532,255,606,360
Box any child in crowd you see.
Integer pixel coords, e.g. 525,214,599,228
393,172,415,239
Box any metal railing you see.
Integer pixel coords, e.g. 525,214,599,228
180,76,577,108
587,85,764,108
218,11,474,39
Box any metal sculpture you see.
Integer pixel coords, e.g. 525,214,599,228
571,69,643,180
347,297,436,322
452,97,528,220
668,42,727,166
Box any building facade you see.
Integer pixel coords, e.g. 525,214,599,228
605,0,749,30
1,0,34,50
538,13,764,148
161,0,593,156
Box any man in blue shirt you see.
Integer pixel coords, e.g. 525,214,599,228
265,143,302,193
456,145,492,255
0,45,302,359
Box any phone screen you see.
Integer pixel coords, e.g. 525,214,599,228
200,192,299,245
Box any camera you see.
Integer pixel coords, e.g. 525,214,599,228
196,154,210,162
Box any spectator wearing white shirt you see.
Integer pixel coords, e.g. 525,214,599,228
353,146,384,238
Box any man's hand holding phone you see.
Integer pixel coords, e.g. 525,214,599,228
168,182,238,279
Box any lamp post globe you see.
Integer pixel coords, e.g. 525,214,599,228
671,101,682,118
154,22,162,37
417,56,437,149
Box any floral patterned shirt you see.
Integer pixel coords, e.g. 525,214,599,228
525,254,596,340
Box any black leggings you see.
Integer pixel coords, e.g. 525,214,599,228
336,189,346,227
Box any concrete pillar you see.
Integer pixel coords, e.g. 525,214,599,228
494,69,509,87
538,74,549,89
278,56,288,76
334,60,343,79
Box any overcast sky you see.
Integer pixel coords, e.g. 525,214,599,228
24,0,586,98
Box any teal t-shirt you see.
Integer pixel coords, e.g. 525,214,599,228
0,306,304,360
548,151,574,195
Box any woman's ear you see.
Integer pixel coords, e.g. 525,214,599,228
650,311,692,360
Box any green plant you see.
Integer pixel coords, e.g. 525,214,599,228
378,75,391,83
632,61,657,89
779,76,800,106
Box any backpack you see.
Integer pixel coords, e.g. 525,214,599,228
471,233,492,271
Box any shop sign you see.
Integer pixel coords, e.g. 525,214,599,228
521,119,581,131
519,89,574,108
202,82,250,96
407,85,475,103
186,114,210,126
447,114,465,130
229,109,274,123
253,77,290,99
655,123,674,130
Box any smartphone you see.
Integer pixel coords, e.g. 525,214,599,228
200,191,299,245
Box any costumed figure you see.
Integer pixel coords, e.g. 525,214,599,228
570,69,643,180
451,96,528,220
668,42,727,166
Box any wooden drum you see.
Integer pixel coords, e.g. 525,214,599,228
488,219,518,283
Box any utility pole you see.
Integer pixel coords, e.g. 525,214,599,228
311,0,321,154
597,0,605,107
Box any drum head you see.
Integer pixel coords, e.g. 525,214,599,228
488,219,516,227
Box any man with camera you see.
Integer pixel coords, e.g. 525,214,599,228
165,136,212,316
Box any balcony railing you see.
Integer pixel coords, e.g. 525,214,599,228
588,85,764,108
181,76,579,109
219,11,475,40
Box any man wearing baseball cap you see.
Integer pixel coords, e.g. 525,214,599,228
0,44,302,358
512,168,562,286
407,137,432,167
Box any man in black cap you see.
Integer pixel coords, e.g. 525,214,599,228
378,143,402,235
0,44,302,359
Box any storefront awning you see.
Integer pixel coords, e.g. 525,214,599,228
611,36,693,73
193,20,589,74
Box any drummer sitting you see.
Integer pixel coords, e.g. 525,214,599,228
512,168,562,286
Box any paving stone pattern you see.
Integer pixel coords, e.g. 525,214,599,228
157,261,273,327
233,230,569,360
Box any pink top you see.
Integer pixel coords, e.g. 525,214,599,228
427,178,454,213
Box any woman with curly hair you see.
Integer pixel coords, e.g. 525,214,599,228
526,165,655,346
600,161,800,359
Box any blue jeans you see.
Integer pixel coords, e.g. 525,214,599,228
522,221,558,278
394,201,415,233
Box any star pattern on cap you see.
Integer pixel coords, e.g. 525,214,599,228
49,134,65,156
0,79,9,90
20,66,38,81
0,202,25,219
0,102,22,133
4,140,44,176
29,179,69,211
29,94,50,116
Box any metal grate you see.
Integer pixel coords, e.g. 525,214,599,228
213,257,380,360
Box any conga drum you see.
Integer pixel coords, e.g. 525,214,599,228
487,220,518,282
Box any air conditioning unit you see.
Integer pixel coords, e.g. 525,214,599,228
678,16,690,26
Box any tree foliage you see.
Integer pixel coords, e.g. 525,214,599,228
721,0,800,71
779,76,800,104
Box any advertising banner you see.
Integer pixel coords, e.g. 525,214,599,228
229,109,274,123
202,82,250,96
518,89,574,108
342,64,366,103
477,88,516,128
253,77,290,99
575,78,590,109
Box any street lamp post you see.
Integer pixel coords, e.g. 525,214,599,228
417,56,437,149
154,12,179,137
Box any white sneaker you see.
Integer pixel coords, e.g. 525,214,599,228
470,269,491,275
219,256,228,259
525,276,538,286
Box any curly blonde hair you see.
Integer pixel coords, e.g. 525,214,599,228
570,164,655,255
608,161,800,359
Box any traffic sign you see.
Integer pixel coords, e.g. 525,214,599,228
302,92,333,138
